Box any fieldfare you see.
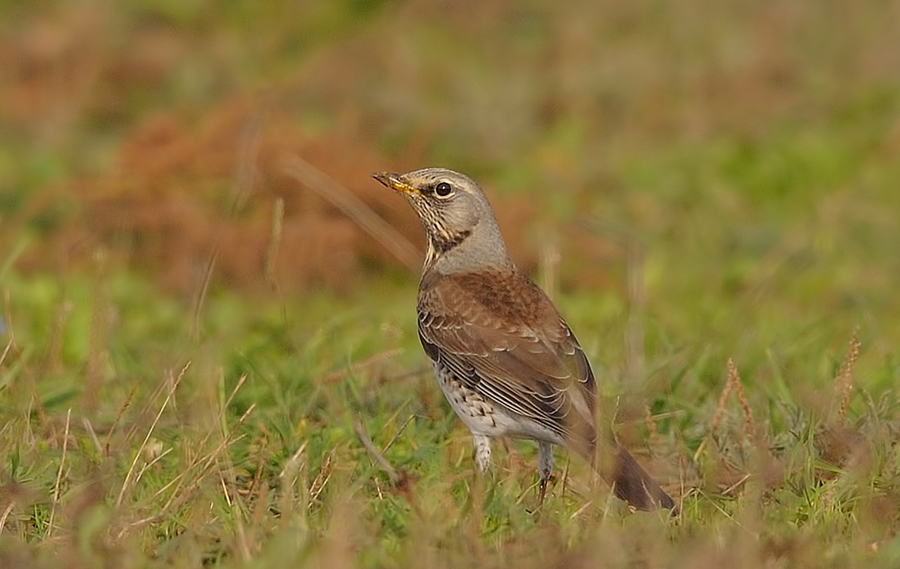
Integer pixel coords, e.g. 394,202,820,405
373,168,675,511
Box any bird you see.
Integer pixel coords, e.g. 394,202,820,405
372,167,675,511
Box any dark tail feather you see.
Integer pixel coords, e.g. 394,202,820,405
591,437,676,512
610,446,676,512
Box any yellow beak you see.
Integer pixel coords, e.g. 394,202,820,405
372,172,418,196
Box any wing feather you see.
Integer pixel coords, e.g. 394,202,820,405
417,271,596,453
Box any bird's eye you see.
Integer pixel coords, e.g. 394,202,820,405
434,182,453,197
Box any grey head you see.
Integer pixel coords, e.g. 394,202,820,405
372,168,514,274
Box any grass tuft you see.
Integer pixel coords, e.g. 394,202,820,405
832,327,861,428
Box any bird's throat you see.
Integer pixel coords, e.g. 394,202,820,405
433,229,472,254
424,229,471,269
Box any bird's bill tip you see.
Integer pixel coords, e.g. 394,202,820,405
372,171,418,195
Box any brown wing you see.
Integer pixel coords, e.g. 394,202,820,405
417,270,596,455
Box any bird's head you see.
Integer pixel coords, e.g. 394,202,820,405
373,168,511,272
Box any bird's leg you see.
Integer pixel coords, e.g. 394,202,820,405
538,441,553,505
472,433,492,473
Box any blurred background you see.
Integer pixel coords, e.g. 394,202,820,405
1,0,899,356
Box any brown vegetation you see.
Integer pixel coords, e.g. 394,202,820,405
11,0,897,297
14,94,550,294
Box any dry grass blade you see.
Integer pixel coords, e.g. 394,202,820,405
560,456,571,500
219,456,254,562
192,116,262,340
147,377,252,510
710,363,735,436
0,502,13,535
279,442,309,479
721,473,751,496
47,408,72,537
381,413,415,454
727,359,755,446
222,374,249,421
282,155,421,271
279,442,309,523
710,358,755,449
116,362,190,507
699,489,759,538
105,382,137,458
0,337,12,368
45,299,73,376
191,249,219,341
309,449,335,505
265,197,285,287
213,376,258,560
832,327,861,427
159,403,256,511
355,421,401,486
82,418,102,456
120,403,256,536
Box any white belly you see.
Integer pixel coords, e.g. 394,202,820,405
432,362,566,446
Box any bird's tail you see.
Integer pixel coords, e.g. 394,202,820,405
592,437,676,512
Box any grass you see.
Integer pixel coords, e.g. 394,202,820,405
2,245,899,567
3,0,900,566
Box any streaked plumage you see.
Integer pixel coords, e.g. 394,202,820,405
373,167,674,511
